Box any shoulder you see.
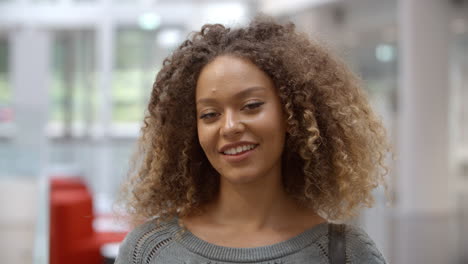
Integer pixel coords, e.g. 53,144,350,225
115,218,177,264
343,224,387,264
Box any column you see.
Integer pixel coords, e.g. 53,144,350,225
11,28,51,178
92,4,115,213
396,0,456,263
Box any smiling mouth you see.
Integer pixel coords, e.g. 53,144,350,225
221,144,259,155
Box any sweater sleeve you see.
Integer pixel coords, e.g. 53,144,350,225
115,232,135,264
114,220,159,264
345,225,387,264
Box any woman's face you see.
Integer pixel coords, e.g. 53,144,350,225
196,55,287,185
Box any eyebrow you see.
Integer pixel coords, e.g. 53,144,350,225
196,86,267,105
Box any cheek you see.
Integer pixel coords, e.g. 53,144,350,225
197,125,207,152
197,123,215,156
266,110,287,152
263,108,287,137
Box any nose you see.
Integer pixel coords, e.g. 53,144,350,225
220,110,244,138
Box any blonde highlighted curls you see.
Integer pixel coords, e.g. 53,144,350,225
119,15,390,226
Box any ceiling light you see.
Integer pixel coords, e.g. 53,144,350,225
138,13,161,31
157,29,183,48
375,44,395,63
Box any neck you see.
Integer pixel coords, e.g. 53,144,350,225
204,171,301,231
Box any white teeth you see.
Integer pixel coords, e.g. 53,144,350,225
223,144,256,155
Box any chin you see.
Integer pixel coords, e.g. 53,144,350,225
221,169,265,185
224,176,257,185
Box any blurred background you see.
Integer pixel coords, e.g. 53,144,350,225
0,0,467,263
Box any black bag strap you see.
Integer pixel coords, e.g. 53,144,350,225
328,223,346,264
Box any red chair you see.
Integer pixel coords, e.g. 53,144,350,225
50,177,88,192
49,177,127,264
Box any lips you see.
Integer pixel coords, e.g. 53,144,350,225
220,144,258,163
219,141,259,154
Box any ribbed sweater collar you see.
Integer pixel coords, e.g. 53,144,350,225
166,218,329,262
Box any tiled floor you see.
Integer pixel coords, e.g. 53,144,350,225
0,179,38,264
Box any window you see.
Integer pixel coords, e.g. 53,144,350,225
50,30,96,137
0,36,12,127
452,28,468,147
112,27,182,125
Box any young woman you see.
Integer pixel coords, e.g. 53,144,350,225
116,16,389,264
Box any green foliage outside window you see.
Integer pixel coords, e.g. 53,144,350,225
113,28,159,123
0,39,9,106
50,31,96,127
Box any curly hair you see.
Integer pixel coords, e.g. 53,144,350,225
119,15,390,226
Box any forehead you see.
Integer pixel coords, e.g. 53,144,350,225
195,56,275,99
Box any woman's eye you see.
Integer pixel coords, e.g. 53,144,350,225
243,102,264,110
200,112,218,120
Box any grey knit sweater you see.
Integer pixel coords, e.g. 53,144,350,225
115,218,386,264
